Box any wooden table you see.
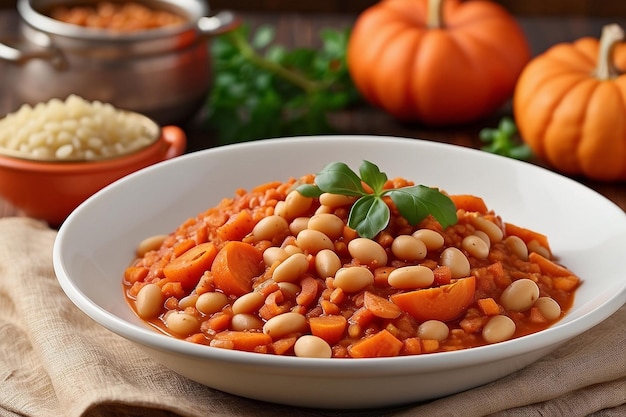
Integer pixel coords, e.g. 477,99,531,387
0,8,625,219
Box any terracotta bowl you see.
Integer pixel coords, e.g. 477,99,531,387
0,124,186,226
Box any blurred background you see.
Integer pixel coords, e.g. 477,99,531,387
0,0,626,15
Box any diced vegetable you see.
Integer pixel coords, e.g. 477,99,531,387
390,276,476,322
162,242,218,290
212,241,263,296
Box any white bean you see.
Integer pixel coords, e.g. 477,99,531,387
178,294,198,310
482,315,516,344
333,266,374,293
231,291,265,315
251,215,289,241
294,335,332,358
471,216,503,243
319,192,355,207
314,205,333,215
263,246,289,267
473,230,490,246
283,244,303,256
278,282,301,298
527,240,551,259
417,320,449,341
391,235,427,261
504,235,529,261
440,247,470,278
135,283,163,319
136,234,168,258
388,265,434,289
195,292,229,315
412,229,444,250
348,238,388,267
272,253,309,283
283,191,313,219
462,235,490,259
263,312,307,339
231,313,264,331
296,229,334,254
289,217,310,236
534,297,562,321
165,311,200,336
307,213,345,240
314,249,342,278
500,279,540,312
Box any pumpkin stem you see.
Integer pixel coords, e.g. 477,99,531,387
427,0,444,29
594,23,624,80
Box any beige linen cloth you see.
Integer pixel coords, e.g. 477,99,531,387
0,217,624,417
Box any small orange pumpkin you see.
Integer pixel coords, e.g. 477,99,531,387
514,24,626,181
347,0,530,125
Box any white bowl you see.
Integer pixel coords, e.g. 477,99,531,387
53,135,626,409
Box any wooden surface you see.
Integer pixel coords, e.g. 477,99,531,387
0,8,625,220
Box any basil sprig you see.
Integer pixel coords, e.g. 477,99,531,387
297,161,458,239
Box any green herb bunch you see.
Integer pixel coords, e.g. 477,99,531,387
297,161,458,239
204,24,360,145
479,116,532,160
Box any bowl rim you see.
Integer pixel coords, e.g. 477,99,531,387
53,135,626,374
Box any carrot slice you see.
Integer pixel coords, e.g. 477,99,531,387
348,329,403,358
432,265,452,286
124,266,149,284
528,251,575,277
212,241,263,296
252,180,283,193
207,311,232,332
309,315,347,345
448,194,489,214
213,331,272,352
363,291,402,319
390,276,476,322
505,222,551,253
161,242,218,290
216,210,256,242
552,275,581,292
272,336,297,355
477,297,500,316
402,337,422,355
296,276,320,307
421,339,440,353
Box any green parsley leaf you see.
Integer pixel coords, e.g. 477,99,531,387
359,160,387,194
348,196,390,240
389,185,457,228
479,116,533,161
295,183,323,198
296,161,458,239
204,24,360,145
314,162,366,196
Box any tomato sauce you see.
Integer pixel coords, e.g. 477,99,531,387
123,175,580,358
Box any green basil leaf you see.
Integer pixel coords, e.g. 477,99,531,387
359,160,387,195
348,196,390,239
315,162,366,196
295,183,322,198
388,186,458,229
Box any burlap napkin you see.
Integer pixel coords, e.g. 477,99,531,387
0,217,624,417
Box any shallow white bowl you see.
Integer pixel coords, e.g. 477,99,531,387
53,135,626,409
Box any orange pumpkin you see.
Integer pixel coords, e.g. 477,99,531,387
347,0,530,125
514,24,626,181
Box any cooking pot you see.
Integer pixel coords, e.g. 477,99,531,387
0,0,239,125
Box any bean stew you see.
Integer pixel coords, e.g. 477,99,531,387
123,166,581,358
